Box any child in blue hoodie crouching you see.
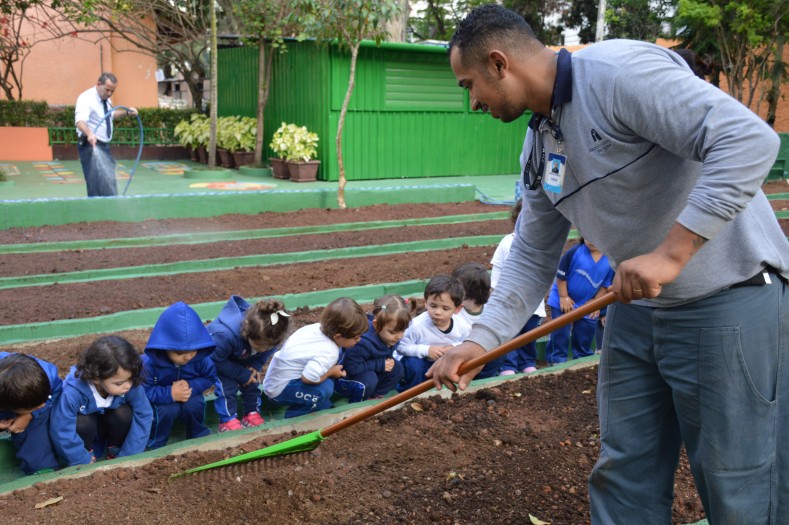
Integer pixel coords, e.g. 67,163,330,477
209,296,290,432
0,353,63,474
50,336,152,465
143,302,218,449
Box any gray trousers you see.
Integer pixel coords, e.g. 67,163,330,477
590,276,788,524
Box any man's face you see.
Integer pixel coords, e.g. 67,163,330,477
96,80,117,101
450,47,523,123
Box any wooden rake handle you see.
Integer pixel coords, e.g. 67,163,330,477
321,291,617,438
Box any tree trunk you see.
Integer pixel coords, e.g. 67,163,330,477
255,38,266,165
766,33,785,129
255,36,275,165
336,44,359,210
208,2,218,168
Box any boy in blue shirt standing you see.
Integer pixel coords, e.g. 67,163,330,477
143,302,218,449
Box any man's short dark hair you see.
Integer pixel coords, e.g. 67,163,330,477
424,274,465,307
98,72,117,85
449,4,540,68
0,354,50,412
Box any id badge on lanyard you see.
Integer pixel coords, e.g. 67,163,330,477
543,152,567,193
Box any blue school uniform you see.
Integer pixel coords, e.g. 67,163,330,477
335,316,404,402
0,352,62,474
545,243,614,363
208,296,275,422
50,367,152,466
143,302,218,449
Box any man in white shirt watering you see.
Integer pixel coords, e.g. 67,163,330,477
75,72,138,197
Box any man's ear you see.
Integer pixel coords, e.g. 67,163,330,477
489,49,509,78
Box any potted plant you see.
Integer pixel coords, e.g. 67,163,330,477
174,115,200,161
216,116,238,168
189,114,210,163
275,123,320,183
230,116,257,168
269,122,294,179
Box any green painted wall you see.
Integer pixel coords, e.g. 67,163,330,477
218,40,527,182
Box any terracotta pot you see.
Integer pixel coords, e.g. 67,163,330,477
286,160,320,182
233,151,256,168
217,149,236,168
269,157,289,179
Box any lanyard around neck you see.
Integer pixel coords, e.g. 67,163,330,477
522,114,563,191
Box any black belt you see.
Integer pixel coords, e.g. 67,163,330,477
730,266,785,289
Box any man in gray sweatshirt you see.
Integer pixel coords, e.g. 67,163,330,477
429,4,789,524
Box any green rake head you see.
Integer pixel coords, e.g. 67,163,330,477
170,429,325,478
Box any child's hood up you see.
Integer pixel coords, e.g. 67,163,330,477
145,302,215,364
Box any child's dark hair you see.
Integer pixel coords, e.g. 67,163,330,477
0,354,50,411
241,299,290,347
452,263,491,306
371,295,412,334
424,275,465,307
320,297,368,339
76,335,143,387
510,199,522,225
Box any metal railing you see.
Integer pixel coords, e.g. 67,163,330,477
48,127,179,146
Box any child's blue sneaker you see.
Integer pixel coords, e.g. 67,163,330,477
334,378,365,403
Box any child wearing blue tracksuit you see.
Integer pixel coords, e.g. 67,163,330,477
143,302,218,449
208,296,290,432
50,335,152,465
395,275,470,391
263,297,369,418
545,238,614,364
0,353,62,474
335,295,409,403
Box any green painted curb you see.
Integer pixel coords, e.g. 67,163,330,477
183,167,232,179
0,279,429,345
0,235,502,290
766,192,788,200
0,184,476,229
0,212,508,254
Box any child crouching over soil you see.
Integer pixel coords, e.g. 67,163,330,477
142,302,218,449
263,297,368,418
0,353,63,474
50,336,152,465
208,296,290,432
334,294,410,403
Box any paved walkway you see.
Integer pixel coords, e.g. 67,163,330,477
0,158,521,205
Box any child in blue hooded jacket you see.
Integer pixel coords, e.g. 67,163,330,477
335,295,409,402
50,335,152,466
0,353,63,474
208,296,290,432
143,302,218,449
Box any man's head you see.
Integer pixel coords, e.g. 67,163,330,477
449,4,550,120
0,354,50,413
96,72,118,101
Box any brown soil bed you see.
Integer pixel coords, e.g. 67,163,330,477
1,367,705,525
4,183,786,524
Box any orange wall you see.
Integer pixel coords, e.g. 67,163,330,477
4,11,158,108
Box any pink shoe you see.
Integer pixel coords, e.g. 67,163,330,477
241,412,265,428
499,370,516,376
522,366,538,374
218,418,243,432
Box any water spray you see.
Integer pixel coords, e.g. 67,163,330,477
91,106,144,196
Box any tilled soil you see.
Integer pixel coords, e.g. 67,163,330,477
0,368,705,525
2,185,785,524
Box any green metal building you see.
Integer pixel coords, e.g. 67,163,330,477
217,39,529,182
